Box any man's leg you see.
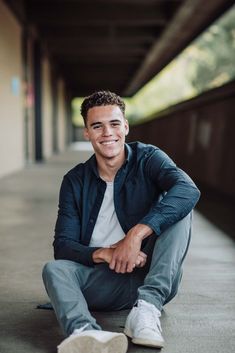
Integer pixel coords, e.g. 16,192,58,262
42,260,134,336
124,212,192,348
43,260,131,353
137,212,192,309
42,260,100,336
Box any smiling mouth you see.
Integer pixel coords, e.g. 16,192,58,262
100,140,118,145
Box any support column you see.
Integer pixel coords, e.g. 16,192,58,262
51,71,58,153
33,39,43,161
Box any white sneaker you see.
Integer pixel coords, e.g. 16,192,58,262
124,299,164,348
58,325,128,353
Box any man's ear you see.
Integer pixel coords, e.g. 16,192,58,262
83,128,89,141
125,120,129,136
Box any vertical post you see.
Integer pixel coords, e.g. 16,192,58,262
65,90,73,145
22,27,29,162
51,70,58,153
33,39,43,161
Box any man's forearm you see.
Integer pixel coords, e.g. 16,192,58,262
92,247,113,264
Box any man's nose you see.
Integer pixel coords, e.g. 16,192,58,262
102,125,113,135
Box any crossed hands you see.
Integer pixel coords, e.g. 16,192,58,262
92,224,153,274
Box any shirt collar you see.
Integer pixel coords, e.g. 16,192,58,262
88,143,133,178
87,154,100,179
124,143,132,167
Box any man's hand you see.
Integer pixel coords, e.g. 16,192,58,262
92,247,113,264
92,247,147,269
109,224,153,273
135,251,147,268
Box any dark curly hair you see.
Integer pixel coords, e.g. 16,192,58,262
81,90,125,126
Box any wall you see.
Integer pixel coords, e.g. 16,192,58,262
0,0,24,177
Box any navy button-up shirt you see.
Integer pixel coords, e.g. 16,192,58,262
53,142,200,266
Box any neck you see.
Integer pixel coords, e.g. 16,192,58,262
96,154,125,182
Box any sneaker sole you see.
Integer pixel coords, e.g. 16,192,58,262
124,327,164,349
58,333,128,353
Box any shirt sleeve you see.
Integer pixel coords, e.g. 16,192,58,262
140,148,200,235
53,175,99,266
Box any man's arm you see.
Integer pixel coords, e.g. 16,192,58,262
139,148,200,235
53,175,99,267
105,148,200,273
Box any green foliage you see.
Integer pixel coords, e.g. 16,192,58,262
125,5,235,124
72,98,84,127
187,8,235,91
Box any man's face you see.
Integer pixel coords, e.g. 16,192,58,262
84,105,129,161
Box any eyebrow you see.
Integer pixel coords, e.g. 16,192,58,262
90,119,121,127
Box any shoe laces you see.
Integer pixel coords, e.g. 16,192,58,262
137,300,162,333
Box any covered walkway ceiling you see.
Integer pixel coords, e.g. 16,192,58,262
6,0,234,97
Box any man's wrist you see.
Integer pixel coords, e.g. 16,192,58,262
133,223,153,241
92,248,104,263
92,247,112,263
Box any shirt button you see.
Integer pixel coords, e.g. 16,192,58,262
90,219,94,223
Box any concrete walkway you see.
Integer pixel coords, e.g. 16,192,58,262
0,143,235,353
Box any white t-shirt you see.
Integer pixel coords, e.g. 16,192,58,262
89,181,125,247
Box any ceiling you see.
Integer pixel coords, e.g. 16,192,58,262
5,0,235,97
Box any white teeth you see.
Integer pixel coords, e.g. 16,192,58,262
101,141,116,145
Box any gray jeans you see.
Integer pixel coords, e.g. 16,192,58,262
42,213,192,336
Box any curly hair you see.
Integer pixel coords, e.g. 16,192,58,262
80,90,125,126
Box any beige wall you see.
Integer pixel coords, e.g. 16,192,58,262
0,0,24,178
57,79,67,152
42,57,53,159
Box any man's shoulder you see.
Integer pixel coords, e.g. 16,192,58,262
127,141,159,157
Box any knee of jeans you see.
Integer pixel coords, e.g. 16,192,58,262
42,260,67,281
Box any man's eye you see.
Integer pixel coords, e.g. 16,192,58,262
93,125,101,129
111,123,120,127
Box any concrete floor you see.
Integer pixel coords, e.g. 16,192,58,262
0,142,235,353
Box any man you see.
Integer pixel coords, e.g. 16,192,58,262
43,91,200,353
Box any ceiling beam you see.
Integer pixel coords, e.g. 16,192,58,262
56,56,142,64
45,36,156,47
124,0,235,95
27,2,169,26
39,25,163,38
51,46,147,56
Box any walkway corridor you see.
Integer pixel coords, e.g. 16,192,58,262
0,143,235,353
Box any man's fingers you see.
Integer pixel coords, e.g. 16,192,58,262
115,261,122,273
109,258,116,270
139,251,147,258
114,257,135,273
135,253,147,268
119,261,128,273
127,262,135,273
